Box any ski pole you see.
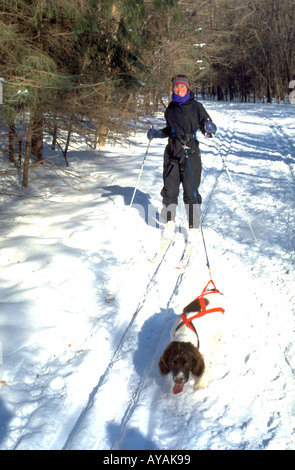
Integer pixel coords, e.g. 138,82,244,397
185,149,212,276
212,136,257,243
130,122,153,207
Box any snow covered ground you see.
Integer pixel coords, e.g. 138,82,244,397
0,101,295,451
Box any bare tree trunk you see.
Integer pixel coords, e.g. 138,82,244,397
22,114,34,188
8,121,16,164
63,118,72,166
113,93,134,145
144,93,152,114
52,112,57,150
31,109,43,161
93,121,99,149
99,122,109,147
54,116,72,165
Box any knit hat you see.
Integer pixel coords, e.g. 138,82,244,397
171,74,191,90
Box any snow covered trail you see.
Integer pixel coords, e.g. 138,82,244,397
1,102,295,450
65,103,295,450
63,232,191,450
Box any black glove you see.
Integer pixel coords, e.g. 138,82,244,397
147,128,165,140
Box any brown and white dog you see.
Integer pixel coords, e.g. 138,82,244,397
158,281,225,394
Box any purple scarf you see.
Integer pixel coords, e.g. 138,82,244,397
171,92,191,105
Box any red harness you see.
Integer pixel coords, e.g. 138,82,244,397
180,280,225,336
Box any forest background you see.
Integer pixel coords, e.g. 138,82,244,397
0,0,294,189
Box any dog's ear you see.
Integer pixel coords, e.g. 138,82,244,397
191,350,205,378
158,347,171,375
183,297,209,314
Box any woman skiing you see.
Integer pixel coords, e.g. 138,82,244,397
147,74,216,237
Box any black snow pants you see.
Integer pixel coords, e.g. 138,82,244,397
160,146,202,228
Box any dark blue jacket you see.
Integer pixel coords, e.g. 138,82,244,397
162,92,211,161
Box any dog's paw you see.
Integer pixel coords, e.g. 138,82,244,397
193,366,211,389
193,376,209,389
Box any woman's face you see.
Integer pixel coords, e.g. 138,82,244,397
173,83,188,97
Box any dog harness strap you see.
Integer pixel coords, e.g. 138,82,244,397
201,279,219,295
180,313,197,334
179,279,225,335
178,313,200,349
199,279,225,315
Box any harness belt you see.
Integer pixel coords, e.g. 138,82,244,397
175,280,225,343
171,130,197,145
165,131,198,172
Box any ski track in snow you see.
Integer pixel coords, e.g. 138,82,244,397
1,102,295,450
60,104,295,450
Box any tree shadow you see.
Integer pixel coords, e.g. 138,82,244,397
0,398,12,447
107,422,159,450
132,310,176,380
106,311,177,450
101,184,160,226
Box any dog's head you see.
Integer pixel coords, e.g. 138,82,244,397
158,341,205,394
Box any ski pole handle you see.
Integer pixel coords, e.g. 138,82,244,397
147,121,154,143
148,120,154,130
